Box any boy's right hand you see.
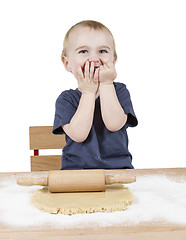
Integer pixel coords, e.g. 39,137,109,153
77,61,99,95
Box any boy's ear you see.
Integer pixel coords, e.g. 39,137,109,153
61,55,72,72
113,58,117,65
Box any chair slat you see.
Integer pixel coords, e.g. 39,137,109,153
29,126,66,150
31,155,61,171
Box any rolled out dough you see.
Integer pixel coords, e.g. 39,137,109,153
31,184,133,214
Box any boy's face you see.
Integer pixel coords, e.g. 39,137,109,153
62,26,115,79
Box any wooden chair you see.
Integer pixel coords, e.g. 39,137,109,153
29,126,66,171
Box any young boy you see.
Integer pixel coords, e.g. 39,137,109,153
53,20,138,170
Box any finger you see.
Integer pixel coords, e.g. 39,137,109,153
102,63,108,69
107,61,113,68
84,61,90,79
100,59,104,65
93,67,99,83
105,62,110,68
90,61,94,80
99,65,104,71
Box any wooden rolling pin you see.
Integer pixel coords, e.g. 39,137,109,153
17,169,136,193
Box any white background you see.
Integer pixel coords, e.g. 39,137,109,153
0,0,186,172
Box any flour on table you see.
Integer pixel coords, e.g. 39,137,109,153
1,174,186,229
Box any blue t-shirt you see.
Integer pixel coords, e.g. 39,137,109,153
53,82,138,170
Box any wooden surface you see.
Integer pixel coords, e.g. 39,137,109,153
29,126,65,171
31,155,61,171
0,168,186,240
29,126,66,150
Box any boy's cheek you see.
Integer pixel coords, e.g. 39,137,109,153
74,64,85,78
105,60,115,67
71,66,81,79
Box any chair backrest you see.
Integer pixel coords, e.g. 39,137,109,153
29,126,66,171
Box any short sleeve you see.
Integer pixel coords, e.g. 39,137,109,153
115,82,138,128
53,91,77,134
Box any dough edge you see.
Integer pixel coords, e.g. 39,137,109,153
31,185,133,215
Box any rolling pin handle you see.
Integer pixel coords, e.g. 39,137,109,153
105,175,136,185
17,177,48,186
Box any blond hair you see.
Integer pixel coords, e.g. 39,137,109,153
61,20,117,61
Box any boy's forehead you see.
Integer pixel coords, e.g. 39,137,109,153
67,26,114,49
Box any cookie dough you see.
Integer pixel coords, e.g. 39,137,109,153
31,184,133,214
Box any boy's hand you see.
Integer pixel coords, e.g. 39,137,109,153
99,62,117,85
77,61,99,95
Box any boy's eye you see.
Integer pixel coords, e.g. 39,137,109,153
99,49,108,54
78,50,88,54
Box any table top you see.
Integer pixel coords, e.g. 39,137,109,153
0,168,186,240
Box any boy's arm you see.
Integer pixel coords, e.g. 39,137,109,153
62,61,99,142
99,84,127,132
63,92,96,142
99,63,127,132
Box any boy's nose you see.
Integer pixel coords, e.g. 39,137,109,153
88,56,101,66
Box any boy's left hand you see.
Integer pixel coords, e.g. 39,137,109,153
99,62,117,85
